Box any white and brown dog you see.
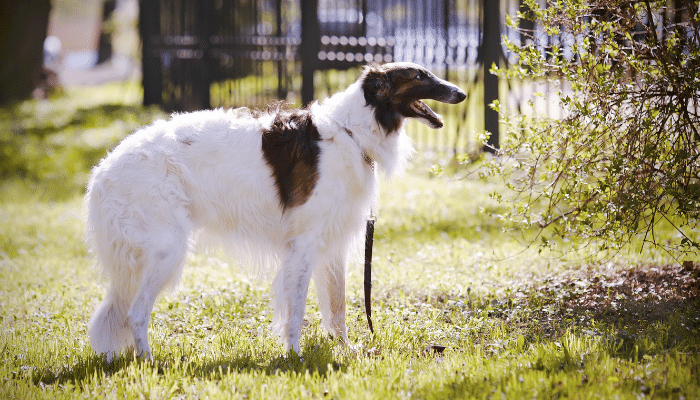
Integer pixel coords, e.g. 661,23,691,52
85,62,466,360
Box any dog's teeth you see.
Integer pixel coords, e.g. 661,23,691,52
411,100,443,127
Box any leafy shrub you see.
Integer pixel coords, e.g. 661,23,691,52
487,0,700,256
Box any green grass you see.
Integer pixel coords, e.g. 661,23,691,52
1,82,699,399
0,81,164,200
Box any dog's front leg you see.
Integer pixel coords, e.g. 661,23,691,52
313,260,349,344
271,238,316,355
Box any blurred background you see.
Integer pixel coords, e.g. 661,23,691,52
1,0,555,159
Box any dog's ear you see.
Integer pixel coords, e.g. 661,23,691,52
362,66,392,104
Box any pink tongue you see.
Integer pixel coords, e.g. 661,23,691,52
412,101,443,126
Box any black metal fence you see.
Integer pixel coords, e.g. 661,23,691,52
139,0,525,155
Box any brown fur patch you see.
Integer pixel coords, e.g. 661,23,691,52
261,109,321,210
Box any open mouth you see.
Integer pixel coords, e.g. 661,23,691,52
410,100,443,128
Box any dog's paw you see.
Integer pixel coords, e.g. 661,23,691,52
337,339,362,355
284,348,305,363
283,340,302,357
139,351,154,363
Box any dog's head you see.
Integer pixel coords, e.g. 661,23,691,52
361,62,466,133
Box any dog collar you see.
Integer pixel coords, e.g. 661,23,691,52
343,128,374,170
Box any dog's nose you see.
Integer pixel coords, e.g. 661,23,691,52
454,88,467,103
445,86,466,104
440,78,467,104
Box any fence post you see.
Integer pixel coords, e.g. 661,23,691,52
443,0,451,82
276,0,285,100
140,0,161,106
482,0,500,152
195,0,213,110
301,0,320,106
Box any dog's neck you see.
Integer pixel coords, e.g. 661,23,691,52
342,127,374,170
311,81,414,177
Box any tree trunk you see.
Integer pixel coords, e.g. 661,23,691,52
0,0,52,105
97,0,117,65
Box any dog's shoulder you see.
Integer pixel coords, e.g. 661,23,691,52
261,108,322,210
263,109,320,151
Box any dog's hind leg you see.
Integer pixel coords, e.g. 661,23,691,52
126,228,188,361
313,257,349,344
271,236,318,355
88,228,142,362
88,276,137,362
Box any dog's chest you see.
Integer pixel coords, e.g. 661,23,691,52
306,142,377,216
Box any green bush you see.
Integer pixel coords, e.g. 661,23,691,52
487,0,700,257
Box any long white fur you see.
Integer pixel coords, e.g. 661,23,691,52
85,78,414,360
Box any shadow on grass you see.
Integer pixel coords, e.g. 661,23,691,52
190,341,345,379
1,102,164,200
405,265,700,399
388,260,699,361
521,263,700,359
27,334,344,388
3,104,155,138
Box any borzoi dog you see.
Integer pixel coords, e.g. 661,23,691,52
85,62,466,360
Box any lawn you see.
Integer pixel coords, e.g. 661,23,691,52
0,82,698,399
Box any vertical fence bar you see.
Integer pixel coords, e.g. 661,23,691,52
443,0,450,82
482,0,500,152
140,0,161,106
301,0,320,105
276,0,285,100
196,0,213,110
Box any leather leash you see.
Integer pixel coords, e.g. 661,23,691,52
364,213,376,334
341,126,376,334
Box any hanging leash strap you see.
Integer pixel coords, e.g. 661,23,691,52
364,213,376,334
341,125,376,334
